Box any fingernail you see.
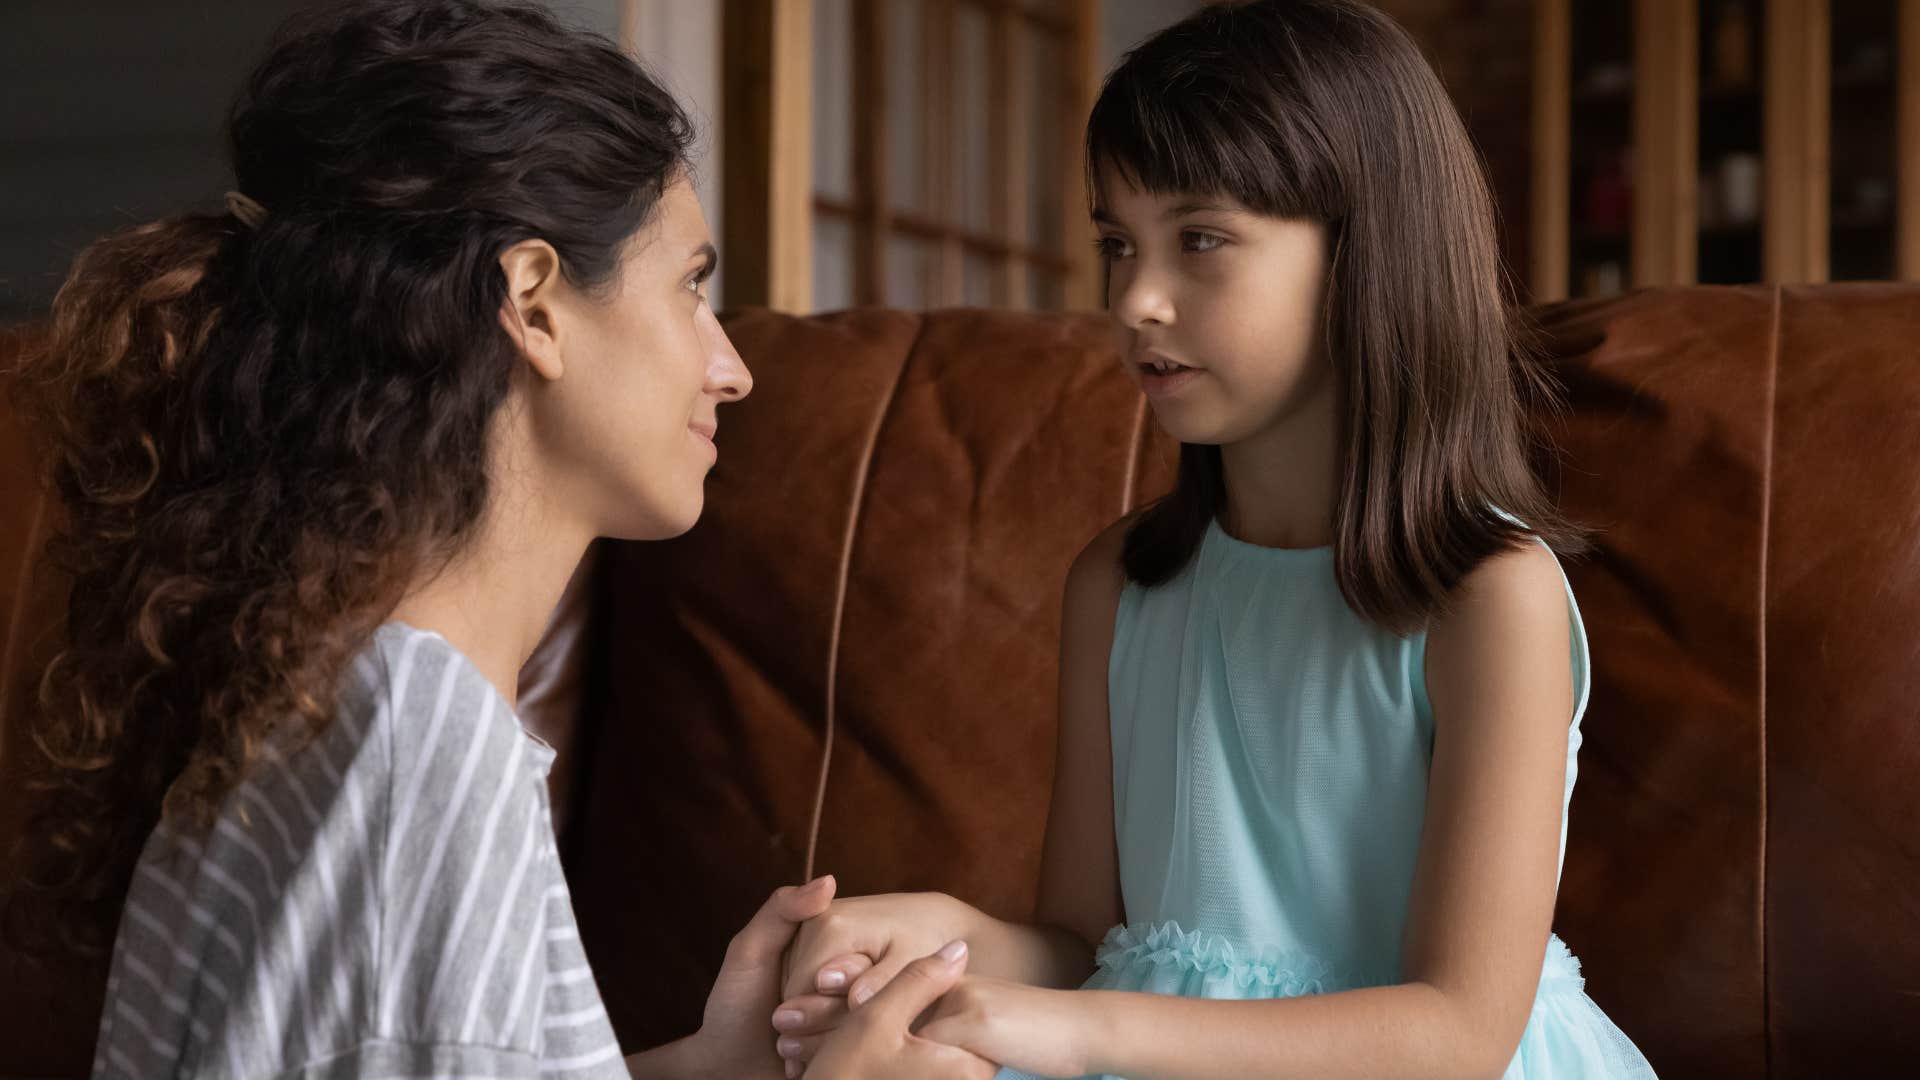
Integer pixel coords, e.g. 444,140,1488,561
777,1035,802,1056
938,939,968,963
818,969,846,989
773,1008,805,1030
803,874,832,893
851,984,874,1006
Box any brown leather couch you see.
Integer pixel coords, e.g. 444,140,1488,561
3,285,1916,1077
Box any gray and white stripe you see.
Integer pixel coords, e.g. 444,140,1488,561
92,623,625,1079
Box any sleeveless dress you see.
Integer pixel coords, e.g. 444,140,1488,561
999,519,1657,1079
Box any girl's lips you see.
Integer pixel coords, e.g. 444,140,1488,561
1139,366,1202,398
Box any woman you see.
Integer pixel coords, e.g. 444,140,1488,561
8,2,991,1076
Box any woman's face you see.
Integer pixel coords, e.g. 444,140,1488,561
517,176,752,541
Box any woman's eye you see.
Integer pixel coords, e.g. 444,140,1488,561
1183,231,1225,254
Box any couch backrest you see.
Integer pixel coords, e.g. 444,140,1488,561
564,286,1920,1077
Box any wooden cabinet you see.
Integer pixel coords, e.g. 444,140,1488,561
1532,0,1920,300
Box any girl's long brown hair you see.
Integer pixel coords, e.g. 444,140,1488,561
5,0,692,951
1093,0,1582,634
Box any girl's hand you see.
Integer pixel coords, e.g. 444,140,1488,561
780,892,970,1006
916,977,1092,1079
800,942,1000,1080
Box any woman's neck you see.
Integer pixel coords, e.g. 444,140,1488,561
1216,383,1341,551
387,472,593,712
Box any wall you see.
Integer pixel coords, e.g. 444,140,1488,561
0,0,722,322
0,1,315,323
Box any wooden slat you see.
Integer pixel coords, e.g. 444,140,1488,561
958,0,1074,37
923,0,965,306
1060,0,1100,310
1530,0,1570,301
988,6,1032,308
815,195,1073,271
1765,0,1830,282
1632,0,1698,287
721,0,813,312
851,0,888,306
1901,0,1920,279
618,0,643,54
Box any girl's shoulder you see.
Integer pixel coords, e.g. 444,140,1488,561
1065,512,1144,606
1424,538,1586,722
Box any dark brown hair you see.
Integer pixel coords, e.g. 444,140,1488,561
1092,0,1581,633
6,0,692,950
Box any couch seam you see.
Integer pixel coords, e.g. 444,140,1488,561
1121,393,1149,514
804,313,927,881
1759,283,1780,1077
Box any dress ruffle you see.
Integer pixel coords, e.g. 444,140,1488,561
1085,920,1384,997
994,923,1656,1080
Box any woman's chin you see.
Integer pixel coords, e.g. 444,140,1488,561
608,492,705,543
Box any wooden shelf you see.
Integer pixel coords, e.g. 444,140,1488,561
1532,0,1920,295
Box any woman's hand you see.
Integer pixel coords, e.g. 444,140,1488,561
800,941,1000,1080
642,875,838,1080
916,976,1092,1080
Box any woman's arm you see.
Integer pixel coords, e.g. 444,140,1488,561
922,543,1577,1080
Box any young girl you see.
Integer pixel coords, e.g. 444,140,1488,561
771,2,1658,1077
7,3,989,1078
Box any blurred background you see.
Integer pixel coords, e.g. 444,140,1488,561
1,0,1912,325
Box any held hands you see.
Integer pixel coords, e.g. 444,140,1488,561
776,964,1089,1079
771,892,966,1074
769,892,1089,1079
680,878,997,1080
793,940,999,1080
780,892,971,1006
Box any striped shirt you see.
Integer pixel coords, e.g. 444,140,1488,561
92,623,626,1079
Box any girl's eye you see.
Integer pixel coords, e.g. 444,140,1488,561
685,272,712,300
1093,235,1133,260
1183,230,1225,254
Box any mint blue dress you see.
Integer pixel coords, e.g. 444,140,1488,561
999,519,1657,1079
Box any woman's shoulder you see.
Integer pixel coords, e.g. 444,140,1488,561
339,623,540,779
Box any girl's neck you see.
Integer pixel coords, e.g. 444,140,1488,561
1216,383,1341,551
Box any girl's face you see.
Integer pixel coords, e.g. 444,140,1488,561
1096,171,1334,446
528,176,752,540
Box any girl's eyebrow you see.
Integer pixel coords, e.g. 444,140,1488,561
1164,200,1240,218
1091,202,1241,228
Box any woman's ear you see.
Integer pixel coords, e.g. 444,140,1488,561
497,239,566,381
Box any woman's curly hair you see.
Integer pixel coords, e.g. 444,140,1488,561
6,0,692,951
